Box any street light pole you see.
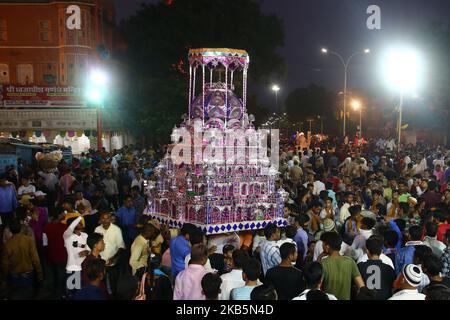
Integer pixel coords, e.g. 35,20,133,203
398,89,404,152
97,107,102,150
359,106,362,139
321,48,370,137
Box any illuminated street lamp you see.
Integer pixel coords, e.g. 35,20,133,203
351,100,362,139
86,69,108,150
272,85,280,110
383,47,422,151
321,47,370,137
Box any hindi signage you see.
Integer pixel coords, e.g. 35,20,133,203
0,85,85,107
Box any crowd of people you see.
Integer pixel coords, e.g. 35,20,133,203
0,136,449,301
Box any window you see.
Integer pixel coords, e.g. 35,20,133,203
0,64,9,84
39,20,49,29
41,62,57,84
17,64,34,85
0,19,6,42
39,20,51,42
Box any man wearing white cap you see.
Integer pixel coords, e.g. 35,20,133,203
389,264,426,300
313,219,352,261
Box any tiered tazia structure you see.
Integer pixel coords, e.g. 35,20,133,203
145,48,288,234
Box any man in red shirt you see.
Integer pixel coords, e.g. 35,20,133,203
43,209,68,299
436,211,450,242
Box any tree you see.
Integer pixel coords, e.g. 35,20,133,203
420,23,450,145
116,0,286,145
284,84,339,134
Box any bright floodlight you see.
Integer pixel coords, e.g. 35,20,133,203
384,48,421,91
321,48,328,54
364,49,370,54
272,85,280,92
87,88,103,104
352,100,361,110
90,69,107,86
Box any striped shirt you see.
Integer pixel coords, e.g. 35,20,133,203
260,240,281,275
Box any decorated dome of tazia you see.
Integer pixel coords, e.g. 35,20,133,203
190,82,251,130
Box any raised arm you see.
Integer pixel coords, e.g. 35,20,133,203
63,216,82,239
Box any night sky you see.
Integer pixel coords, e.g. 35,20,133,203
113,0,450,108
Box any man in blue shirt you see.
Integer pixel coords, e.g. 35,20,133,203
395,225,423,275
293,214,310,262
115,196,138,248
73,258,106,300
0,174,18,227
170,223,195,279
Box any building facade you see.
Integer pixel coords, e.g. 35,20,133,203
0,0,130,153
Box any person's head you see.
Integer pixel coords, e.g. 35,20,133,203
21,177,29,187
190,244,208,266
365,235,383,257
345,192,354,204
131,185,140,197
231,249,249,270
142,222,160,241
413,245,433,265
264,223,281,241
425,221,438,238
75,191,84,201
348,205,362,218
147,253,162,271
242,258,261,283
201,273,222,300
9,218,22,235
87,233,105,254
116,274,139,300
294,214,310,230
67,216,84,234
250,284,278,301
304,262,323,289
360,217,376,231
306,289,329,300
189,228,206,246
87,258,106,283
285,225,297,239
394,264,423,290
425,284,450,300
123,196,134,208
180,223,196,241
62,200,74,212
99,212,112,229
398,180,408,194
106,171,113,179
420,179,428,191
310,201,323,214
383,230,399,249
319,190,329,201
223,244,235,267
407,225,422,242
422,254,443,278
280,242,297,264
356,287,377,300
321,232,342,255
398,202,409,217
